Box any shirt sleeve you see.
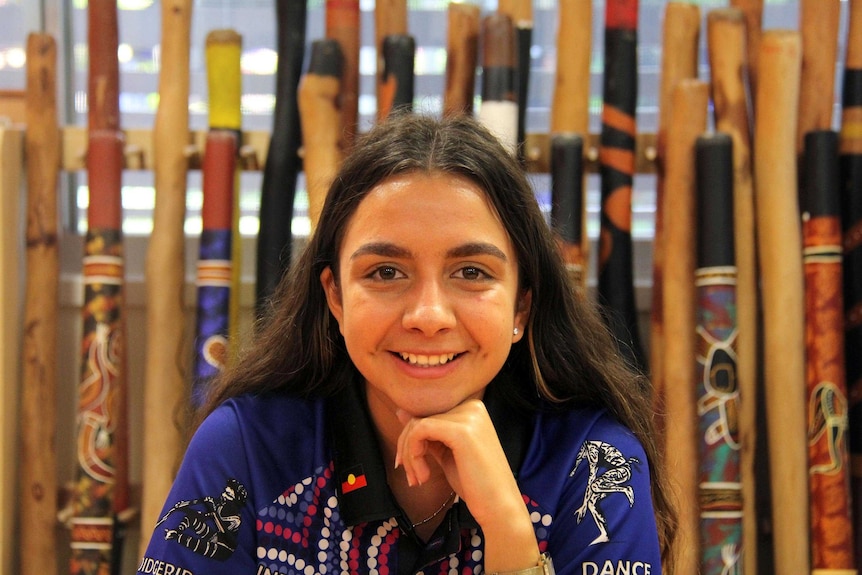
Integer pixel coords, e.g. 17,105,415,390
137,403,259,575
527,413,663,575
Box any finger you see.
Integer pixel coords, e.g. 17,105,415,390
393,408,415,472
395,414,427,486
399,417,465,485
402,436,438,486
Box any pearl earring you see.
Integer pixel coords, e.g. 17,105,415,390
513,327,519,335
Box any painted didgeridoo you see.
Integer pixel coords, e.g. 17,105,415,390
597,0,646,373
802,130,855,573
694,132,743,575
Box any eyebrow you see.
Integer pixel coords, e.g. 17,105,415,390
349,241,509,262
349,242,412,260
446,242,509,262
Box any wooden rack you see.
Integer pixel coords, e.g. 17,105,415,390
57,125,659,175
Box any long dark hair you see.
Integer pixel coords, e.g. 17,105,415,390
199,113,676,568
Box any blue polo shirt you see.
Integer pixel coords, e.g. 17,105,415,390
137,379,662,575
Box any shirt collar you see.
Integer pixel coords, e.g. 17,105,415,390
327,373,533,528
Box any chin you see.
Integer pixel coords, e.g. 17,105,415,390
400,402,455,419
397,390,482,418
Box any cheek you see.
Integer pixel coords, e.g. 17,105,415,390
463,298,516,340
338,292,392,339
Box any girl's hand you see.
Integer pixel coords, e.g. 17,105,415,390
394,399,540,572
394,399,515,522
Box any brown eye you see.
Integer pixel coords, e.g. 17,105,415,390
456,266,487,280
373,266,401,280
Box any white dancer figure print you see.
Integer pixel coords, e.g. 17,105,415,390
571,440,639,545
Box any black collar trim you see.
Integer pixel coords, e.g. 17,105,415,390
327,373,533,529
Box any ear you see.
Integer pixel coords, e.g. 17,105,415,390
513,288,532,343
320,267,345,334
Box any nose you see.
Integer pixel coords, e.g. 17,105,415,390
401,279,456,335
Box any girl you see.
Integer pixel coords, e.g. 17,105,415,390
138,114,675,575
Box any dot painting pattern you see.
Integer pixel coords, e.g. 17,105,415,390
254,463,552,574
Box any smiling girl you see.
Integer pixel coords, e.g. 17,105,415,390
138,114,676,575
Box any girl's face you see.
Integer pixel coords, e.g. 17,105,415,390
321,172,531,423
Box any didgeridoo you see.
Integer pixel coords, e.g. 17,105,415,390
478,12,518,155
705,10,759,574
442,2,480,118
377,34,415,121
550,0,591,292
597,0,646,373
841,0,862,568
550,133,586,294
550,0,591,137
374,0,407,120
660,78,709,575
298,39,344,233
801,130,856,574
694,132,743,575
69,1,131,572
753,30,809,575
650,0,700,446
326,0,360,152
139,0,193,548
256,0,307,318
729,0,763,112
192,133,237,410
209,30,243,358
797,0,841,157
497,0,533,163
20,32,60,575
191,30,242,410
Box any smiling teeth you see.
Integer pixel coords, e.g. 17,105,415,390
400,352,457,366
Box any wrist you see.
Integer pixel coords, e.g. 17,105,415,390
489,552,555,575
479,498,539,573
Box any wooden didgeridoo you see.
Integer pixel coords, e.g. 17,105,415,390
801,129,856,575
299,39,344,233
838,0,862,567
706,10,758,574
660,78,709,575
550,0,591,137
19,32,60,575
729,0,763,112
550,0,591,293
694,132,744,575
650,0,700,456
753,30,810,575
139,0,193,550
796,0,840,158
442,2,480,118
326,0,360,152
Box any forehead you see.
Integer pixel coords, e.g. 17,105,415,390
340,172,510,246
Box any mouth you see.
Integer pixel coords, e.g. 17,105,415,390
397,351,461,367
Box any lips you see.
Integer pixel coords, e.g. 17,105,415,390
398,352,458,367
